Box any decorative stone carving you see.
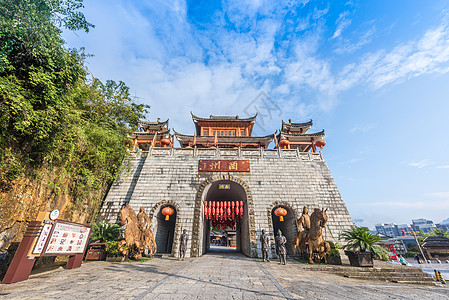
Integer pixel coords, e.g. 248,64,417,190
275,229,287,265
292,206,310,255
118,205,157,260
179,229,188,260
260,229,270,262
306,208,331,264
137,207,157,256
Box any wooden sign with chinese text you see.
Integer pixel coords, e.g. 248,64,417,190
198,160,250,172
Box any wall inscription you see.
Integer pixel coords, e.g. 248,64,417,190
198,160,250,172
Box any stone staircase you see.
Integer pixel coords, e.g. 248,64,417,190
300,263,437,286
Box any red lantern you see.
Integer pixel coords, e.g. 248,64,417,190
208,207,211,219
274,207,287,222
279,139,290,149
162,206,175,221
160,138,171,147
315,140,326,148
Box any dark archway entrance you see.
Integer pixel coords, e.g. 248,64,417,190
155,205,177,254
271,206,297,255
201,180,251,256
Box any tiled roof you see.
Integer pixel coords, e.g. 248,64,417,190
191,112,257,122
278,130,325,138
138,119,169,127
282,119,313,128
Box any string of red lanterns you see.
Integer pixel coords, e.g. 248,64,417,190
203,201,244,230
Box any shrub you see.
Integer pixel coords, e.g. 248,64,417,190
325,249,340,257
91,221,120,243
105,241,123,257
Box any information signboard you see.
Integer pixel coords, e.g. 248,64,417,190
32,224,53,255
42,220,91,256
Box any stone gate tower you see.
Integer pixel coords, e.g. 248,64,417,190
99,113,353,258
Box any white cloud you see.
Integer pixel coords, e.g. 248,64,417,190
424,192,449,198
350,124,377,133
437,165,449,169
332,11,351,39
65,1,449,132
356,20,449,89
334,26,375,54
313,6,329,20
407,160,431,168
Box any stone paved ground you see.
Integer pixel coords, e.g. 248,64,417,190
1,249,449,300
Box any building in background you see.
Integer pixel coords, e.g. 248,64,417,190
375,223,399,237
411,218,435,233
436,223,449,231
396,224,412,236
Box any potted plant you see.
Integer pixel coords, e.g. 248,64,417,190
86,221,122,261
105,241,127,262
91,221,121,243
325,249,342,265
341,226,388,267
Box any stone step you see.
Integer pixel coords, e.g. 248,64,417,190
391,280,437,286
340,273,434,280
342,274,434,280
300,262,438,286
303,266,424,273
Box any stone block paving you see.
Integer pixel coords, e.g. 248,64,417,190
1,251,449,300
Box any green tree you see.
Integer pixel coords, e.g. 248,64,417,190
341,226,389,260
0,0,149,222
418,228,449,243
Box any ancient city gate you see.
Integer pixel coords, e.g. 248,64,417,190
191,176,257,257
98,114,355,259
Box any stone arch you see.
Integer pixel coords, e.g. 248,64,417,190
191,174,257,257
267,201,299,255
149,200,181,256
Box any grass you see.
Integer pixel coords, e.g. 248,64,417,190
123,257,153,263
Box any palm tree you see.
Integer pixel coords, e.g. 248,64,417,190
341,226,389,260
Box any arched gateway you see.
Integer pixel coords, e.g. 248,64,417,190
191,175,257,257
98,114,355,260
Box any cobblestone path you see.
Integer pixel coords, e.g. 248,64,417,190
1,250,449,299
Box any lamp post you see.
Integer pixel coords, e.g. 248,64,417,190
409,228,428,264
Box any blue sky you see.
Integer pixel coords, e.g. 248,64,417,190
64,0,449,228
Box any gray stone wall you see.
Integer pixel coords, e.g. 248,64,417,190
99,147,354,258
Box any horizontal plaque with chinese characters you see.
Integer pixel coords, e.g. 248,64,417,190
198,160,250,172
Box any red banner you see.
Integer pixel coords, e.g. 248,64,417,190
198,160,250,172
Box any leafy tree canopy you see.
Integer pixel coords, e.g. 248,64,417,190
0,0,149,220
